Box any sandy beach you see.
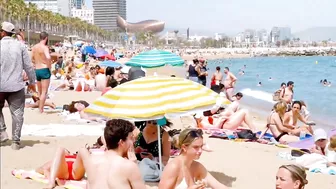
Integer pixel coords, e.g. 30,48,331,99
1,68,335,189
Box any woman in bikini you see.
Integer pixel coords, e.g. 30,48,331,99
133,120,171,165
198,108,257,132
36,137,105,189
261,101,299,143
158,129,228,189
283,101,315,136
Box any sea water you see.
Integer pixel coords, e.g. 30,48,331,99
206,56,336,130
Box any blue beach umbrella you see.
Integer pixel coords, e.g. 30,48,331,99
82,46,96,55
125,49,184,68
99,60,122,68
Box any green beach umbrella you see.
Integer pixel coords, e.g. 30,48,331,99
125,49,184,68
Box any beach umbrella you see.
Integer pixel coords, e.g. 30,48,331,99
125,49,184,68
84,76,222,171
98,60,122,68
94,49,109,57
101,54,116,61
82,46,96,55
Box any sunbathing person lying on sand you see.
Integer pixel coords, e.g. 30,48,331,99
67,100,104,122
283,101,315,136
197,108,257,132
158,129,228,189
260,101,300,143
36,137,104,189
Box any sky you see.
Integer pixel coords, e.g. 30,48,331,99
85,0,336,34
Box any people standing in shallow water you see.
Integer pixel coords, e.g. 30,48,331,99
31,32,52,113
276,164,308,189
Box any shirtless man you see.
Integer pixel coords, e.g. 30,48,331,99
79,119,146,189
31,32,52,113
280,81,294,109
223,67,237,102
211,66,223,86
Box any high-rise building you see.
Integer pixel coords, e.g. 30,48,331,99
93,0,126,31
72,0,84,9
25,0,71,16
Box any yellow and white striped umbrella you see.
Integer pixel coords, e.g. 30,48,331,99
85,76,224,121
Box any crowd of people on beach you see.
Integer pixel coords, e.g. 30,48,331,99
1,20,336,189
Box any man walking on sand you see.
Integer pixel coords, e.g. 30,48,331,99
78,119,146,189
31,32,52,113
0,22,36,150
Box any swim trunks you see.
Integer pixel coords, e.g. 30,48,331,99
35,68,51,81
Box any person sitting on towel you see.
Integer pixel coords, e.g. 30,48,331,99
133,120,171,166
310,128,328,155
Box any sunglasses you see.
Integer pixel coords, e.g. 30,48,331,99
181,129,203,144
147,120,157,125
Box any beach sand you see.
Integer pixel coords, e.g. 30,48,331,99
1,71,335,189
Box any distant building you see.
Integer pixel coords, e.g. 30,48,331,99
214,33,223,40
93,0,127,31
72,0,84,9
71,6,94,24
235,33,244,43
271,26,291,42
25,0,59,13
25,0,72,17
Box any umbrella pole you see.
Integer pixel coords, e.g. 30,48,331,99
157,124,163,172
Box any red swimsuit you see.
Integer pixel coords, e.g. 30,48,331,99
65,155,77,180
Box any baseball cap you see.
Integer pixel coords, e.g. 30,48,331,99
314,128,328,142
1,22,15,33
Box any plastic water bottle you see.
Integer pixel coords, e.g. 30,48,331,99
300,131,306,140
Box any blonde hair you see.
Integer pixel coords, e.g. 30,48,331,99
279,164,308,189
328,135,336,151
273,100,287,115
178,129,203,149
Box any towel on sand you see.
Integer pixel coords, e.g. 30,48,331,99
21,124,104,137
12,169,87,189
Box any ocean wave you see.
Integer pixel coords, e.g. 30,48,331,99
241,88,276,104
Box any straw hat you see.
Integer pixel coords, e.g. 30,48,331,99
328,135,336,151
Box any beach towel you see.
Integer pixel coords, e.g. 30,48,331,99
295,153,336,175
288,128,336,149
21,124,104,137
138,158,162,182
11,169,87,189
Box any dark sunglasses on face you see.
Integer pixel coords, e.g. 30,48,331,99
181,129,203,144
147,120,157,125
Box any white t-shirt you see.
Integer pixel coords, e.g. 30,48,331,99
326,142,336,163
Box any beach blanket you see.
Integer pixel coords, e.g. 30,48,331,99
288,128,336,149
21,124,104,137
277,152,336,175
12,169,87,189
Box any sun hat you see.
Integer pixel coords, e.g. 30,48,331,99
1,22,15,33
314,128,328,142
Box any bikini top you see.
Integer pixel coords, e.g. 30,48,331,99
134,129,164,158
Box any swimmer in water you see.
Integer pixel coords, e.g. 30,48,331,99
257,82,262,86
31,32,53,113
269,77,272,81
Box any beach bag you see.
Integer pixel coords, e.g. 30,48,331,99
236,130,257,140
273,90,281,101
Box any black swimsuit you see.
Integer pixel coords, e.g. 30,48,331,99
134,129,164,160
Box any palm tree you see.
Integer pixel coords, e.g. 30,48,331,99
0,0,117,41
